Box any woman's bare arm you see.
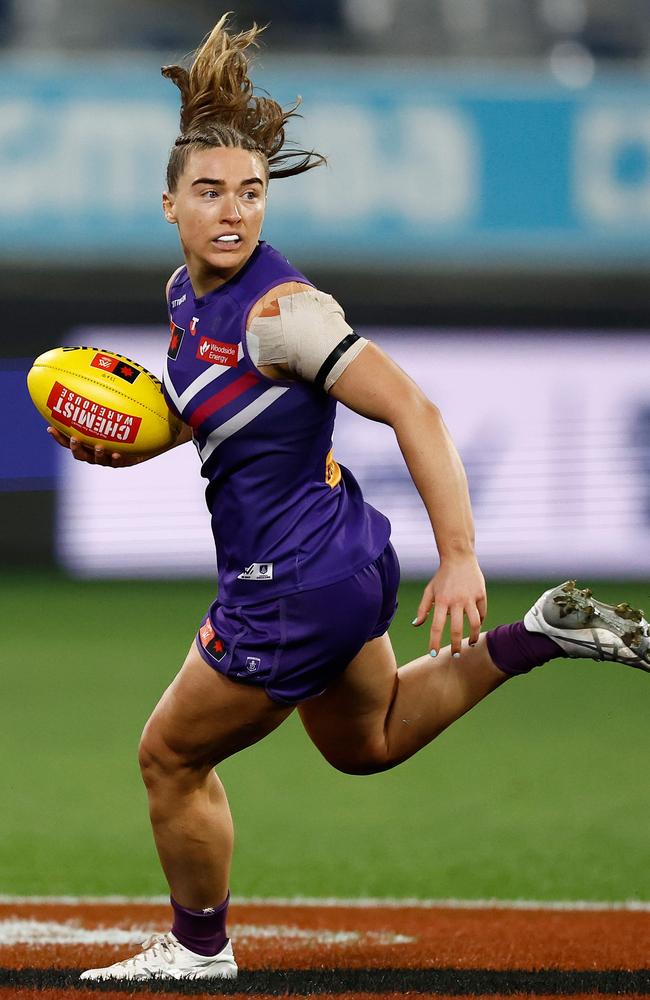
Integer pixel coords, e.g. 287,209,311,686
330,342,486,656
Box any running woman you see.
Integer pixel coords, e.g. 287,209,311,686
47,15,650,983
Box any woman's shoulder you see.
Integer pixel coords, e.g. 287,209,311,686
247,281,311,328
254,241,313,288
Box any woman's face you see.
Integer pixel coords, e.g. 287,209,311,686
163,146,267,287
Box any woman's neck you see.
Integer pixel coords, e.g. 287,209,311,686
185,247,257,298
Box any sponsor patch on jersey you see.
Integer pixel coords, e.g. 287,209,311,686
198,618,227,661
46,381,142,444
167,322,185,360
237,563,274,581
325,448,342,488
90,352,140,383
196,337,238,367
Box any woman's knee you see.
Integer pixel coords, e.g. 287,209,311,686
323,742,392,776
138,719,197,794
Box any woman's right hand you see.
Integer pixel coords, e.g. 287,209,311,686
47,427,154,468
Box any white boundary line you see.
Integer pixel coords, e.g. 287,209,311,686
0,895,649,912
0,918,414,948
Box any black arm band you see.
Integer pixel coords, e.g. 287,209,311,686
313,333,360,391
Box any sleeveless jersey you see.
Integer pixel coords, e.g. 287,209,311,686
162,241,390,606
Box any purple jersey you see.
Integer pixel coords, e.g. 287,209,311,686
162,241,390,606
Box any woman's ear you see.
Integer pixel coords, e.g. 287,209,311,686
162,191,177,224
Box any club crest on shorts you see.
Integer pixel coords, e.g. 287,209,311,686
199,619,227,661
237,563,273,581
235,655,262,678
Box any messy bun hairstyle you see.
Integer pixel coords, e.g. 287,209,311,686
162,13,326,191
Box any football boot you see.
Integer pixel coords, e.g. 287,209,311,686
524,580,650,672
80,932,237,981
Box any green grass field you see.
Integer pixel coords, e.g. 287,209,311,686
2,572,649,901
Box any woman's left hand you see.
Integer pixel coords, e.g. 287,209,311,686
412,554,487,657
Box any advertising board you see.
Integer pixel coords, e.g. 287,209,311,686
56,328,650,579
0,63,647,266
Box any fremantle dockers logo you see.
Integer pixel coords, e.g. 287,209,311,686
167,322,185,360
234,655,262,678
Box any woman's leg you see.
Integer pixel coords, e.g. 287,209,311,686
139,641,293,909
299,632,505,774
300,581,650,775
81,643,292,981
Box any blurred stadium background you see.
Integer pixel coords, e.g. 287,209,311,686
2,1,650,902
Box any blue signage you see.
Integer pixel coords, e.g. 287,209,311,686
0,59,647,266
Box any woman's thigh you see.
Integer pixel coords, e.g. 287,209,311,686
300,631,504,774
142,640,294,770
298,632,399,772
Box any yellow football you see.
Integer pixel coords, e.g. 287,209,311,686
27,346,182,455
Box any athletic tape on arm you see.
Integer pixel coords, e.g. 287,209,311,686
249,289,368,391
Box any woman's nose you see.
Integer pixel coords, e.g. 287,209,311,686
220,196,241,223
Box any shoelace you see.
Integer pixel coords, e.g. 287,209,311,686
123,933,177,970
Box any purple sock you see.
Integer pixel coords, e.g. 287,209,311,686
486,620,562,677
171,892,229,957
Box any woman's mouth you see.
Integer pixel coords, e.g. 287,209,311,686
213,234,242,247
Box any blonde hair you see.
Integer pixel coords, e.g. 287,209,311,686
162,13,325,190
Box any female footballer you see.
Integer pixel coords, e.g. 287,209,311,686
48,15,650,982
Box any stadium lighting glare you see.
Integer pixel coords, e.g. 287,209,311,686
549,40,595,89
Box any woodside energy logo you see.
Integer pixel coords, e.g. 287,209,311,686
196,337,238,367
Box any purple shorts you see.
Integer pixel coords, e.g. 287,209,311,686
195,542,400,705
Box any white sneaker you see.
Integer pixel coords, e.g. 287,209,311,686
524,580,650,672
79,932,237,981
